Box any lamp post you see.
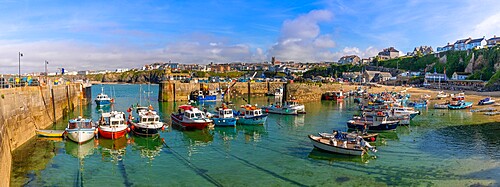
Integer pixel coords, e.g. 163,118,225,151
18,52,23,80
45,60,49,85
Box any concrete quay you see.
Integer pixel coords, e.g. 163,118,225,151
0,84,88,187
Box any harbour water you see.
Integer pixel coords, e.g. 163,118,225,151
11,84,500,186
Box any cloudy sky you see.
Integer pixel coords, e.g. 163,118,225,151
1,0,499,74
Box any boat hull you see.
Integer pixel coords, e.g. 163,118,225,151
448,102,473,110
98,126,128,139
213,117,237,127
237,115,268,125
347,121,399,131
95,99,111,105
171,114,210,130
308,135,364,156
261,107,298,115
66,129,95,143
130,121,163,136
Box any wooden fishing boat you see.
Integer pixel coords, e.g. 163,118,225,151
308,132,376,156
129,106,165,136
436,91,449,99
36,129,65,137
65,117,96,143
478,97,495,105
236,104,268,125
98,111,129,139
448,101,473,110
212,106,237,127
347,114,399,131
171,105,212,130
434,100,450,109
95,87,113,106
322,91,345,101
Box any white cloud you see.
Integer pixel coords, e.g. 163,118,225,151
333,46,380,61
0,40,163,74
268,9,336,62
471,12,500,38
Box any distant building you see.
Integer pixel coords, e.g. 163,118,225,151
425,72,447,82
338,55,361,65
77,71,89,75
437,43,454,53
486,35,500,47
438,37,486,52
361,58,372,65
451,72,471,80
378,47,400,60
408,46,433,56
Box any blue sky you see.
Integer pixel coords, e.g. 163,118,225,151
1,0,500,74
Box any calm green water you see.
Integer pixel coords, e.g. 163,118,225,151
11,84,500,186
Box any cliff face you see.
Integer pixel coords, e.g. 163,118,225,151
98,70,164,83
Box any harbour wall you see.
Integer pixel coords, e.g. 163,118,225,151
158,81,354,102
0,84,85,186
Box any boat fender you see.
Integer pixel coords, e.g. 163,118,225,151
94,129,98,135
161,125,165,131
131,125,135,130
127,127,131,132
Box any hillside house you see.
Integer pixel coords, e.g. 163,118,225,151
486,35,500,47
338,55,361,65
378,47,400,60
408,46,433,56
451,72,471,80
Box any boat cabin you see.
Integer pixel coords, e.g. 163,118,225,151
218,108,234,118
101,111,126,126
285,100,300,106
139,112,160,123
96,94,110,100
68,117,93,129
244,109,263,117
184,109,206,119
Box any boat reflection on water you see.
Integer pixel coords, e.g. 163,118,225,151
131,135,164,161
65,140,96,159
97,136,129,163
237,125,267,143
307,148,375,164
181,128,214,146
214,126,237,141
274,115,305,127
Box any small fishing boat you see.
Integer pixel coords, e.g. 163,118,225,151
407,100,427,108
451,93,465,101
392,106,420,119
189,89,223,102
128,106,165,136
321,91,345,101
36,129,65,137
65,117,96,143
212,106,237,127
308,131,376,156
478,97,495,105
448,101,473,110
347,113,399,131
261,103,298,115
98,111,129,139
436,91,449,99
95,87,113,106
236,104,268,125
434,100,450,109
171,105,212,130
320,130,378,142
266,87,283,96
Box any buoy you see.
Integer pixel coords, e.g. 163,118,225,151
94,129,98,135
371,137,375,141
131,125,135,130
161,125,165,131
127,127,131,132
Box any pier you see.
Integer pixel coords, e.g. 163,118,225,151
0,83,88,186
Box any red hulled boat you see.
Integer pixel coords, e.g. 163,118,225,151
171,105,212,130
98,111,129,139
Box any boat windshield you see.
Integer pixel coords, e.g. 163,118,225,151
195,112,203,118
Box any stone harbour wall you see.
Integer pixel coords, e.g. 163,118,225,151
0,84,84,186
158,81,355,103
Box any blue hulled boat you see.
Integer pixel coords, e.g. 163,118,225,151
213,107,237,127
448,101,473,110
236,105,268,125
95,87,113,106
